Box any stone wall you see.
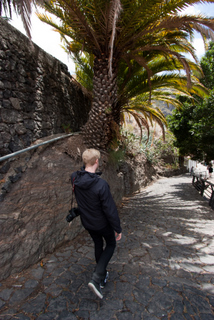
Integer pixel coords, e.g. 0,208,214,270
0,17,91,157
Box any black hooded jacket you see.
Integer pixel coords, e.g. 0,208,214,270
71,168,122,233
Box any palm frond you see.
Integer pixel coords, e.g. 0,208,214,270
108,0,122,76
73,52,94,92
1,0,32,37
122,109,150,141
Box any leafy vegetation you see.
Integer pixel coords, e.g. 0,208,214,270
200,42,214,90
168,41,214,163
108,127,179,169
168,95,214,162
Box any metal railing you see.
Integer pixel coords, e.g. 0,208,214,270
192,174,214,210
0,132,80,163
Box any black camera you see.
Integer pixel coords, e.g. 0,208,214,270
66,207,80,222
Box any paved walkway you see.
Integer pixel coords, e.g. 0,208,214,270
0,174,214,320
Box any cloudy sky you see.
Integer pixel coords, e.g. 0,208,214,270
9,3,214,76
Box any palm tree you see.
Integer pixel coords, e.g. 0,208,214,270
37,0,214,150
73,50,209,142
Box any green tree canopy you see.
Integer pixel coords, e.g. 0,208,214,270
168,92,214,162
168,39,214,162
200,41,214,90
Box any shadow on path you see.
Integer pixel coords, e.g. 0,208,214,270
0,174,214,319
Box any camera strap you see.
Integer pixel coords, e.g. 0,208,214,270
71,177,75,208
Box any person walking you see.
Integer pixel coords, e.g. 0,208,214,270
208,165,213,179
71,149,122,299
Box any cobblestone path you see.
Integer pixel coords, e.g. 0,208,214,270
0,174,214,319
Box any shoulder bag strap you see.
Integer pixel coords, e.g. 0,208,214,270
71,177,75,208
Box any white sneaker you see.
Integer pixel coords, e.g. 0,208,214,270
88,280,103,299
100,271,109,289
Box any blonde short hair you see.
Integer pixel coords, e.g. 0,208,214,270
82,149,101,166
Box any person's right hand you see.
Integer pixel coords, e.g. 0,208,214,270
115,232,122,241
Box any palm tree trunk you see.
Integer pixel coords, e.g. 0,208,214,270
82,55,118,150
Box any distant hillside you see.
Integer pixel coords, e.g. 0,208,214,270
123,100,175,139
154,101,175,117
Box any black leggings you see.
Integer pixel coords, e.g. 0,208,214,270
87,225,116,281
